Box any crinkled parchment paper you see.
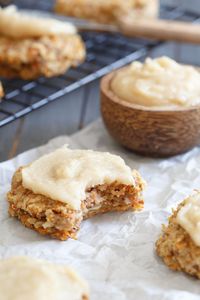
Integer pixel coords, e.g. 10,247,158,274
1,119,200,300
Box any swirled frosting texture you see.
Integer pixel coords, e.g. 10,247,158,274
111,57,200,109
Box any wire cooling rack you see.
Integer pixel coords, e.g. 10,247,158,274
0,3,199,127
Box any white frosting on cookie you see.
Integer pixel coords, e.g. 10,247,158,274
0,256,89,300
22,146,135,210
0,5,76,39
177,191,200,246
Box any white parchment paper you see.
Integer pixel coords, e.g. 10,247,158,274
1,119,200,299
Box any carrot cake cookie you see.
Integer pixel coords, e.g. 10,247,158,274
0,256,89,300
7,146,145,240
156,191,200,279
0,6,85,79
55,0,158,25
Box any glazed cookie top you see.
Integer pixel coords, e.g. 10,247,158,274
111,56,200,109
0,256,89,300
22,146,135,210
56,0,155,9
177,191,200,246
0,5,76,39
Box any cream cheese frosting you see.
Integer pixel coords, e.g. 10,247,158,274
22,146,135,210
0,5,76,39
177,192,200,247
0,256,89,300
111,56,200,109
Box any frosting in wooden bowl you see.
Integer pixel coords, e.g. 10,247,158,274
111,57,200,110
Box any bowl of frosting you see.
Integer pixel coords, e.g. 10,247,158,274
101,56,200,157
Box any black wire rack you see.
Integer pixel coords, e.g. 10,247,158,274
0,2,199,128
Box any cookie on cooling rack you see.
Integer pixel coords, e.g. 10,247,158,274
156,191,200,279
55,0,158,24
0,6,86,80
7,145,145,240
0,256,89,300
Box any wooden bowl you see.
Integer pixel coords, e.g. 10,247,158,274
101,68,200,157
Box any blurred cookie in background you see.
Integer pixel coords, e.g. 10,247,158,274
55,0,159,25
0,256,89,300
0,6,86,79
